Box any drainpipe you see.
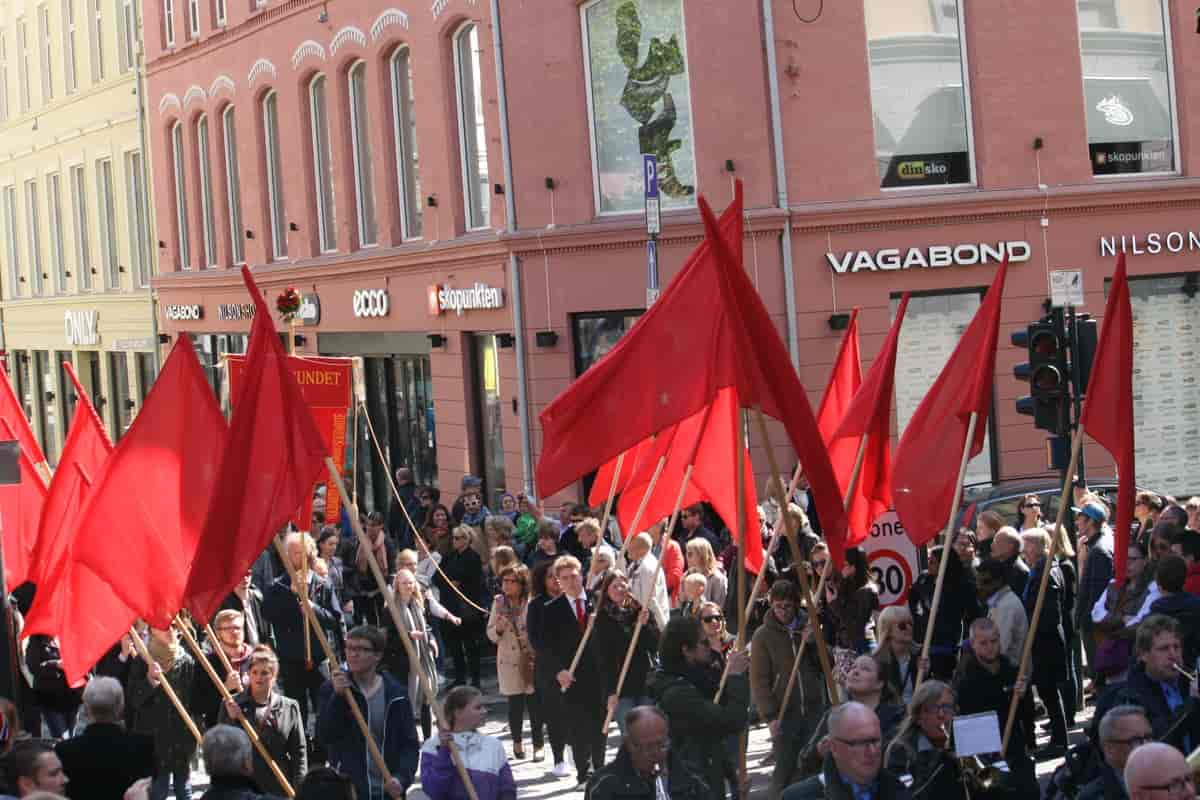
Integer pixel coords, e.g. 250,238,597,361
762,0,799,368
133,0,162,372
489,0,535,495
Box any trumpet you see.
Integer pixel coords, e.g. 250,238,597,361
1172,663,1197,683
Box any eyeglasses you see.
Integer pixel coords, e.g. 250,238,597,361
895,621,912,631
834,736,882,751
1136,775,1194,794
1106,733,1153,748
925,703,956,715
345,645,378,655
702,615,724,623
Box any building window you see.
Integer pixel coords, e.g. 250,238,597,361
221,106,244,264
135,351,155,405
581,0,696,214
196,115,217,267
309,74,336,252
47,173,66,292
865,0,973,189
163,0,175,47
171,122,190,268
262,91,287,260
187,0,199,38
3,186,20,298
33,351,57,463
96,158,118,288
390,47,422,239
69,164,91,289
453,23,489,230
62,0,77,93
37,6,52,103
89,0,104,81
0,30,9,122
1079,0,1176,176
57,352,76,434
16,18,30,113
107,352,131,439
348,62,378,247
118,0,135,72
215,0,226,26
25,181,43,296
124,150,149,287
572,310,643,376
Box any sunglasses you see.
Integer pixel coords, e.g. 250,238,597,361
812,560,828,570
702,615,723,623
895,621,912,630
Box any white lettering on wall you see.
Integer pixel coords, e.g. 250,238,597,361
353,289,390,318
64,310,99,346
434,282,505,315
826,241,1031,275
1099,230,1200,258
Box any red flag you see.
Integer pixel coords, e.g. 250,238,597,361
830,296,909,547
184,267,328,623
25,364,113,600
615,387,763,574
1080,254,1134,584
537,182,847,552
587,437,653,508
816,308,861,443
892,261,1008,546
0,366,50,591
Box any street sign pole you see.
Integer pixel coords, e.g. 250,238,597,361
643,154,661,307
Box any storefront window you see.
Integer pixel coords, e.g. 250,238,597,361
1127,274,1198,493
14,353,32,431
358,354,437,515
472,334,505,508
135,352,156,405
572,310,643,375
107,351,131,440
582,0,696,214
1079,0,1176,175
892,292,995,485
32,350,57,464
56,351,75,437
865,0,973,189
78,350,102,412
189,333,247,398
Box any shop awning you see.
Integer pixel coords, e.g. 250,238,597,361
1084,76,1171,144
893,85,968,157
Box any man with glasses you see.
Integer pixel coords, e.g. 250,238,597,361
750,580,827,800
1080,706,1152,800
586,706,709,800
318,625,419,800
782,702,909,800
1124,741,1194,800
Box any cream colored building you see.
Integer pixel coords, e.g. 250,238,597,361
0,0,157,461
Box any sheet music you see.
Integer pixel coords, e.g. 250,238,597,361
953,711,1002,758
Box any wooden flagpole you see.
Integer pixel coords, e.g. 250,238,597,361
753,408,840,704
127,628,202,745
323,458,481,800
205,623,236,675
175,620,295,796
1000,428,1083,753
914,411,978,688
599,464,691,733
271,536,399,792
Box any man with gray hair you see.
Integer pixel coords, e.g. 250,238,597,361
198,725,274,800
1123,741,1194,800
621,533,670,628
55,676,155,799
783,702,910,800
1079,706,1152,800
989,527,1029,598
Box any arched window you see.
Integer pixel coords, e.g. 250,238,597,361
170,121,190,268
196,114,217,266
309,74,336,252
261,90,287,260
389,46,421,239
453,22,489,230
221,105,244,264
348,61,377,247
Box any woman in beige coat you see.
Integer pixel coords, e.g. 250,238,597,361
486,563,543,760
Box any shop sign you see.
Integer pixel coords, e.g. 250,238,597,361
826,240,1031,274
1098,231,1200,258
352,289,389,318
64,310,99,346
163,303,203,321
111,338,155,352
299,293,321,326
218,303,256,321
428,282,505,316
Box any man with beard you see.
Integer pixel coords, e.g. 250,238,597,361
649,616,749,800
953,618,1036,795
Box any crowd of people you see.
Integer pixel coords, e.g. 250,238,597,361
0,468,1197,800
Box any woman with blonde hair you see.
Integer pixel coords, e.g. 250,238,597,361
685,537,727,607
874,605,923,704
385,567,441,739
586,544,615,597
676,572,708,618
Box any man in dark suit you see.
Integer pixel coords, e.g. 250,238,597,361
56,676,156,799
993,527,1030,598
535,555,606,788
217,571,268,649
1020,529,1069,757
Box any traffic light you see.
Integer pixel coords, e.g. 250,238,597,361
1012,315,1070,436
1072,315,1098,395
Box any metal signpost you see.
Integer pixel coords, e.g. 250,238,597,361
644,154,661,307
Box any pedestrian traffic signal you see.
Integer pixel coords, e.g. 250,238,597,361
1012,317,1070,436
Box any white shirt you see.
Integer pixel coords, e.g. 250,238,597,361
1091,579,1161,625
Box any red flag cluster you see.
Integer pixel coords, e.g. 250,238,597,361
0,372,50,592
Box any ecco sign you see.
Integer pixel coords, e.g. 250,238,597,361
65,310,99,346
353,289,390,318
164,304,203,321
826,240,1031,274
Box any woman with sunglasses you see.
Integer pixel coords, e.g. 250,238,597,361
883,680,968,800
593,570,659,737
699,601,734,665
487,564,542,761
1017,494,1045,532
874,606,923,705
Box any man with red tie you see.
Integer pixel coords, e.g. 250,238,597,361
535,554,607,788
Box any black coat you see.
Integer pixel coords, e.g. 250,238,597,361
1150,592,1200,667
953,653,1035,766
25,635,83,713
56,722,157,799
435,547,486,623
261,572,343,663
1021,557,1067,681
127,652,197,773
592,606,659,700
535,594,603,702
199,775,281,800
784,753,912,800
1004,554,1030,599
218,690,306,795
585,747,710,800
1077,762,1128,800
1094,662,1200,753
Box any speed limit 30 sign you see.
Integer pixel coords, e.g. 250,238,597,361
862,511,919,607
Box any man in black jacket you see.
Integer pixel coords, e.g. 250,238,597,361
1079,705,1152,800
218,571,268,649
782,703,910,800
197,725,276,800
536,555,606,788
992,528,1030,598
1148,555,1200,666
1020,529,1069,756
55,676,155,799
585,706,709,800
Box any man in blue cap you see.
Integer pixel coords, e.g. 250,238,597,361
1075,499,1114,690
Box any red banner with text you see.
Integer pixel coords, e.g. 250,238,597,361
227,355,353,529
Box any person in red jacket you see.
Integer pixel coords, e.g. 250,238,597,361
648,521,684,604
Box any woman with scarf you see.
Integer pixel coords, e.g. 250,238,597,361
593,570,660,738
384,568,441,741
128,626,196,800
350,511,397,628
436,525,487,688
487,564,542,760
1091,540,1155,682
219,645,306,794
